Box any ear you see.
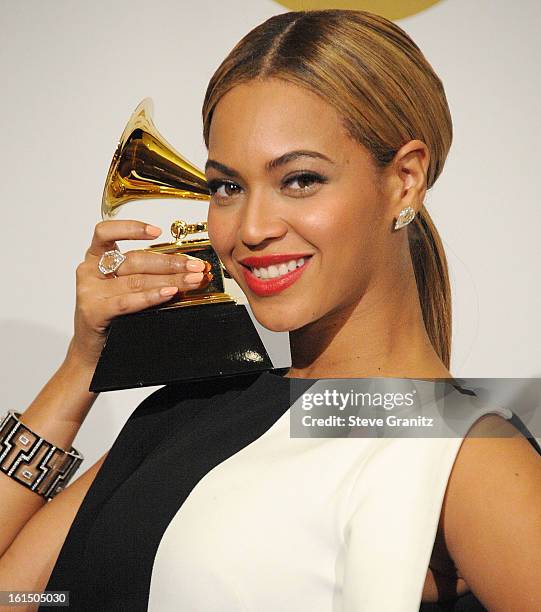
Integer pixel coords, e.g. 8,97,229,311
387,139,430,221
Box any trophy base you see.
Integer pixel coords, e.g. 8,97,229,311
89,302,275,392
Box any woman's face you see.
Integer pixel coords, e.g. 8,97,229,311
206,78,397,333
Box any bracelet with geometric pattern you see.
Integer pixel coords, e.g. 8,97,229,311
0,410,84,500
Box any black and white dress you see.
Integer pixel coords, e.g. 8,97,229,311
41,369,513,611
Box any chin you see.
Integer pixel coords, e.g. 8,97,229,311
252,314,294,333
248,301,314,333
248,306,297,333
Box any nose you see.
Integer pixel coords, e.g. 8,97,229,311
238,190,288,248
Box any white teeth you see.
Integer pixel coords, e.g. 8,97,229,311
267,265,280,278
278,263,289,276
250,257,309,279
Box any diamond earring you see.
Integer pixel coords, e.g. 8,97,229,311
394,206,416,230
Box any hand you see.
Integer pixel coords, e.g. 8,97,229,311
66,220,210,370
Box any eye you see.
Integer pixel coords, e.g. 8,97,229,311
207,179,242,202
282,172,328,196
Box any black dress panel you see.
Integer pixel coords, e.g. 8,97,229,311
41,369,308,611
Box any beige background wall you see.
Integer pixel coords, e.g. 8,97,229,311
1,0,539,466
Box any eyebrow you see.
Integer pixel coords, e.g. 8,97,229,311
204,150,335,178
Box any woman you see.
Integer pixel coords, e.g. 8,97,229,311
1,9,540,611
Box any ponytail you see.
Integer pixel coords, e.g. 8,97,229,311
408,206,452,368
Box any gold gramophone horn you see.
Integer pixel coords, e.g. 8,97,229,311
101,97,231,280
102,98,210,219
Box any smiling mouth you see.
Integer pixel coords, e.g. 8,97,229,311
239,255,313,297
240,256,312,280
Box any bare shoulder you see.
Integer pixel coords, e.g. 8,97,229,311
439,413,541,610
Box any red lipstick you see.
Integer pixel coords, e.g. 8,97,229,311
239,255,313,297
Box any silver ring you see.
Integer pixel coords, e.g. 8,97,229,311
98,249,126,277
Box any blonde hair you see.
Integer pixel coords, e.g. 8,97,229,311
202,9,453,368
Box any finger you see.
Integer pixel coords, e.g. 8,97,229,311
115,251,209,277
114,271,208,294
103,286,182,318
85,220,162,259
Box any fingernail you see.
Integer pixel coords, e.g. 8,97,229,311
186,259,206,272
201,271,213,285
146,224,162,237
160,286,178,296
185,272,204,284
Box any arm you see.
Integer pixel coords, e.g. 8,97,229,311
0,219,207,607
440,413,541,610
0,348,98,558
0,450,108,611
1,219,204,556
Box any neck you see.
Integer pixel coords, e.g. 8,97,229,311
285,257,451,380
